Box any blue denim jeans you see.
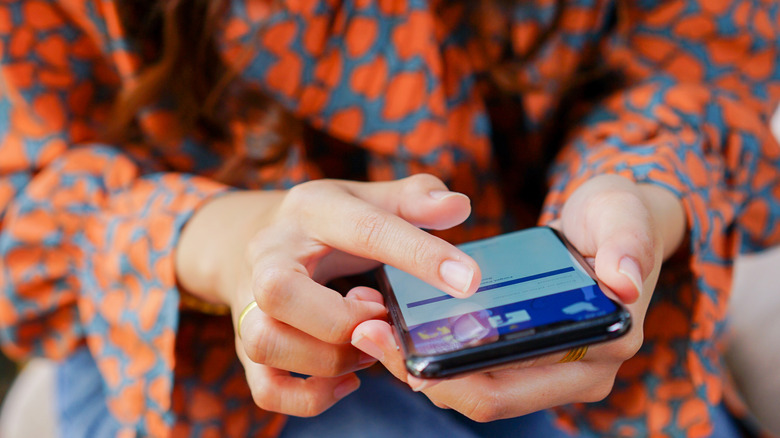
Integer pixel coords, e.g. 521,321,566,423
279,368,745,438
56,347,744,438
280,368,573,438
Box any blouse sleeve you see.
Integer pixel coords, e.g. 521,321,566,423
542,0,780,261
541,1,779,434
0,1,227,435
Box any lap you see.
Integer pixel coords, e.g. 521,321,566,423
279,368,573,438
52,348,744,438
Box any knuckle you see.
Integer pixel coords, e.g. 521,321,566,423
250,385,277,412
612,329,644,361
322,297,382,345
242,322,276,365
282,180,329,220
432,400,450,409
299,392,328,417
313,347,351,376
246,229,278,266
408,237,438,272
249,373,331,417
352,210,390,253
285,181,319,205
463,395,505,423
252,265,290,313
582,377,617,403
323,312,354,345
241,327,261,360
318,357,345,377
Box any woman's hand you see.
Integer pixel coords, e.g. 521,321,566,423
175,174,482,416
350,174,686,421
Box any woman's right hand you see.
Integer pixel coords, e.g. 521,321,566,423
175,174,481,416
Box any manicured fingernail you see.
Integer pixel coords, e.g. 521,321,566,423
333,376,360,399
439,260,474,295
429,190,453,200
618,257,643,296
429,190,468,201
352,333,385,361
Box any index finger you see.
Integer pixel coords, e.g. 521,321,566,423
290,177,482,298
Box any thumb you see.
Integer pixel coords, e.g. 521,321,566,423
351,319,441,392
560,175,656,304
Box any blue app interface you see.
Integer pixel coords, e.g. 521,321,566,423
384,227,617,355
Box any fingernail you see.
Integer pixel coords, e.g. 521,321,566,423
618,257,643,296
346,295,387,316
439,260,474,295
333,376,360,399
429,190,468,201
363,301,388,316
429,190,454,200
408,376,440,392
346,288,382,305
352,333,385,361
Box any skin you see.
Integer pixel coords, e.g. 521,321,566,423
175,173,686,420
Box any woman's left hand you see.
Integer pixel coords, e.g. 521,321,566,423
351,174,685,422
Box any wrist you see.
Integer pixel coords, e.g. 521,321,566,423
175,190,285,307
179,290,231,315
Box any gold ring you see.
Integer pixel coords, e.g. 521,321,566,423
237,301,258,339
559,345,588,363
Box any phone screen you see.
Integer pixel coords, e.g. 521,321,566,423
382,227,622,358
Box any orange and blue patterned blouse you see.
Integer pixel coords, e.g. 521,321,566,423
1,0,779,437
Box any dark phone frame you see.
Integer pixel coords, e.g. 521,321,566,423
377,226,632,379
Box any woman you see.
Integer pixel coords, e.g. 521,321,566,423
0,0,777,436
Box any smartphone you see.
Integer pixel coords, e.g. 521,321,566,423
377,226,632,379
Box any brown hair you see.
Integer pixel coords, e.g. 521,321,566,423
110,0,232,141
464,0,624,212
110,0,299,182
111,0,620,190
